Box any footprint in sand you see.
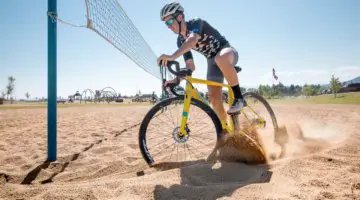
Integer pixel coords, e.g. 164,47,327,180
4,156,25,165
91,146,118,154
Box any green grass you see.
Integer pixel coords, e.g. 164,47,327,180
268,92,360,105
0,102,153,110
1,92,359,110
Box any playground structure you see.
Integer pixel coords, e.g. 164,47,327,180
66,87,157,104
67,87,119,104
97,87,118,104
80,88,94,103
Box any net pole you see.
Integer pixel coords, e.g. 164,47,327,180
47,0,57,161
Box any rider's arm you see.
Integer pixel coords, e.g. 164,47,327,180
176,36,195,72
171,32,200,60
175,59,195,82
185,59,195,72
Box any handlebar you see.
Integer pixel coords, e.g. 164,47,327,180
159,60,191,97
165,61,193,77
165,60,180,77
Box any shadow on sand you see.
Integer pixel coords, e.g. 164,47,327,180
152,160,272,200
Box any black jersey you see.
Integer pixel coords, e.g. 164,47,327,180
177,18,229,60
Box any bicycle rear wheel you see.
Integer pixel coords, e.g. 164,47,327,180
243,92,278,128
139,96,222,167
240,92,279,147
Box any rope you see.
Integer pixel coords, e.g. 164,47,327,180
47,12,87,28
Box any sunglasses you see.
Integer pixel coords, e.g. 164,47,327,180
165,18,175,26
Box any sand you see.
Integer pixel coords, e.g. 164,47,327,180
0,103,360,200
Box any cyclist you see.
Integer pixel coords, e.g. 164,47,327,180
157,2,247,123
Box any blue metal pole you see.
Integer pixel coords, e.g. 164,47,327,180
48,0,57,161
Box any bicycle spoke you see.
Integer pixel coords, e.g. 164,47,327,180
188,123,212,133
149,137,174,151
146,134,172,142
177,107,180,125
188,109,202,124
190,136,214,149
167,103,177,127
183,143,186,161
152,113,176,130
185,142,205,160
185,143,196,160
188,109,205,125
151,142,176,158
147,124,173,137
169,143,177,161
191,133,215,143
242,111,252,124
176,144,179,162
161,110,177,127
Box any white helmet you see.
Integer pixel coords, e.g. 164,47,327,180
160,2,184,20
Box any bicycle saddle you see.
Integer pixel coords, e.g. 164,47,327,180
235,66,242,73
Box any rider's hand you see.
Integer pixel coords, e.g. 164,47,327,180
157,54,174,67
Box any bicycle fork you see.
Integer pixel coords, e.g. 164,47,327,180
179,93,192,137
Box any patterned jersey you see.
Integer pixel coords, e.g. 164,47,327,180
177,18,229,60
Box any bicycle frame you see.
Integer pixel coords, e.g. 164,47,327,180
178,76,236,136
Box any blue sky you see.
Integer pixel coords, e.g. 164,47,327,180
0,0,359,100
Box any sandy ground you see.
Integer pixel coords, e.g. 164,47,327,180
0,103,359,200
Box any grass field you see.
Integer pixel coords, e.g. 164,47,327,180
268,92,360,105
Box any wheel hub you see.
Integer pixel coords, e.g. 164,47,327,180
251,118,266,128
172,126,190,143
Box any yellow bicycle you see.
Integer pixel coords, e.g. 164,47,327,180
139,61,281,167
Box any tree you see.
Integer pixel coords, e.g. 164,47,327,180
240,87,247,94
330,75,342,98
258,84,272,98
247,88,258,93
272,82,285,97
302,84,312,97
288,84,296,96
25,92,30,100
6,76,15,103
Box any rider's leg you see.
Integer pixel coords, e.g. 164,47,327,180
215,46,246,115
207,85,227,124
207,57,229,127
215,47,239,87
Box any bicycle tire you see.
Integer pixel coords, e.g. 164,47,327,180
243,92,279,130
139,96,223,166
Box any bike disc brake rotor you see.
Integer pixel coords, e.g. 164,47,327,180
172,125,190,143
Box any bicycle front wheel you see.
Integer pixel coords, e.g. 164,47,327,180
139,96,222,167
